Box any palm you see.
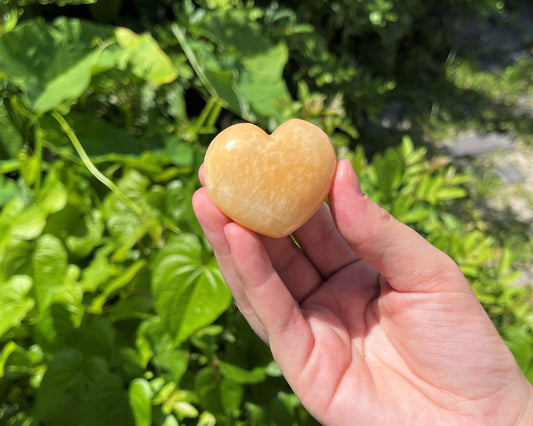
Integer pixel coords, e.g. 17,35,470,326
289,257,518,425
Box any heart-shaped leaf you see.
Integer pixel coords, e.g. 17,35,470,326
35,349,109,425
152,234,231,344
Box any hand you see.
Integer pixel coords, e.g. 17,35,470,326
193,159,533,425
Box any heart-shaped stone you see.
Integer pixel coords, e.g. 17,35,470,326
203,119,337,238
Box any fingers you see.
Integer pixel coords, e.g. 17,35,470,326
329,160,467,294
192,187,267,340
292,204,359,280
193,187,324,338
224,223,314,369
259,235,323,302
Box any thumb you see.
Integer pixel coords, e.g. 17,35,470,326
329,159,468,294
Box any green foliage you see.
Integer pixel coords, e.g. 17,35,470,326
0,0,531,424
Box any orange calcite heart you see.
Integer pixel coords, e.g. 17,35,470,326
203,119,337,238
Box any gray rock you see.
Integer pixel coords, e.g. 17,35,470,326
494,165,525,184
444,132,514,157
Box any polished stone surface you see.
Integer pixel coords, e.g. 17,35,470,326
204,119,337,237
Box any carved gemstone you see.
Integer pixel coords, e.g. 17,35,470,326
204,119,337,238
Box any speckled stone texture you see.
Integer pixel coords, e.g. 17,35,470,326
204,119,337,238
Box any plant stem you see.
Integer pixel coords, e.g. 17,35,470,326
171,23,220,102
34,126,43,192
51,112,146,220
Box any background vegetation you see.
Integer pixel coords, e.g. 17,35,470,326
0,0,532,424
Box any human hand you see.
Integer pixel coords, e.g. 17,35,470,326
192,159,533,425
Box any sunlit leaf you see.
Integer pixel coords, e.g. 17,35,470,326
129,378,153,426
0,238,33,280
238,43,292,125
152,349,189,384
32,234,67,309
218,361,266,385
115,27,178,84
0,18,114,112
0,275,34,339
152,234,231,344
434,187,467,201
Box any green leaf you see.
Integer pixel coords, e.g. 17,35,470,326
0,341,18,377
135,316,161,367
180,35,246,116
400,135,414,160
32,234,68,309
238,43,292,125
102,168,160,251
107,294,153,323
504,324,533,373
434,187,467,201
79,245,118,292
0,275,34,339
218,361,266,385
172,402,199,420
0,100,22,160
203,67,244,115
129,378,153,426
48,112,166,158
220,377,243,413
115,27,178,84
35,349,108,425
0,175,18,207
89,259,147,314
398,207,431,224
197,411,217,426
34,283,83,351
36,164,68,214
197,9,271,57
161,415,180,426
18,150,40,186
65,209,105,257
1,161,67,244
66,317,115,359
9,203,47,241
152,349,189,384
0,17,115,112
0,238,33,280
82,374,134,426
152,234,232,344
194,366,223,415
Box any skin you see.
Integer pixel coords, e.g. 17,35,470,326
193,159,533,425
